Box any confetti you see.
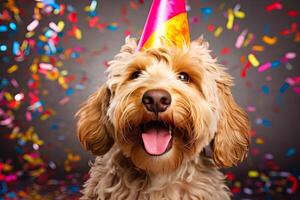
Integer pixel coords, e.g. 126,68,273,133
7,65,18,73
27,19,39,32
265,2,283,12
0,1,299,199
262,36,277,45
248,53,260,67
258,62,272,72
226,9,234,30
214,26,223,37
235,29,247,48
252,45,264,52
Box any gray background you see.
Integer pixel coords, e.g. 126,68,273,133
0,0,299,199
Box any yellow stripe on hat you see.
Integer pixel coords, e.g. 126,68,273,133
141,13,190,51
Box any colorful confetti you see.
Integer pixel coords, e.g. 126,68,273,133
0,0,299,199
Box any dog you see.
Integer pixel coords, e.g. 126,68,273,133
76,36,250,200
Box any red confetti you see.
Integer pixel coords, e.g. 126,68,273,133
220,47,230,55
265,2,283,12
207,24,215,32
67,12,78,23
241,62,251,78
287,10,299,18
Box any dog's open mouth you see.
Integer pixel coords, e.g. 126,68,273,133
141,121,172,156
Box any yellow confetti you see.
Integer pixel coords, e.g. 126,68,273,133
262,36,277,45
74,28,82,40
7,64,18,73
243,33,254,47
256,137,264,144
248,53,260,67
252,45,265,52
36,2,44,9
20,40,28,51
57,21,65,32
84,6,91,12
3,164,13,172
30,168,45,177
39,35,47,42
226,9,234,30
248,170,259,178
30,63,38,73
25,31,35,38
214,26,223,37
234,10,245,19
56,61,63,67
4,92,13,101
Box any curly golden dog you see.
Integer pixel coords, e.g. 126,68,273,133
76,36,250,200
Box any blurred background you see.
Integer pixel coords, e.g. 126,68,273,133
0,0,299,199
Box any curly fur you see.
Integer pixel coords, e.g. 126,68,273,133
76,36,250,200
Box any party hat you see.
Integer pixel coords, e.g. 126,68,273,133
136,0,190,51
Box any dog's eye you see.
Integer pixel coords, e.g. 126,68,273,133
131,71,142,79
178,72,189,82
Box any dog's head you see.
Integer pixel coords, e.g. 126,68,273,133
76,36,250,174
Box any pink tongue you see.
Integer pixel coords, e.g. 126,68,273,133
142,128,172,155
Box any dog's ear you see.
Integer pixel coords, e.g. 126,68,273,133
76,84,114,155
212,69,250,167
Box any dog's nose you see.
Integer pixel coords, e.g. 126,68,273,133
142,89,171,113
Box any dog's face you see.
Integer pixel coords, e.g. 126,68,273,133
76,37,250,174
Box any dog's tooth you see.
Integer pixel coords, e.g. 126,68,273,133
169,126,172,134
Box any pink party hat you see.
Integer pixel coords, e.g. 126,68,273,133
137,0,190,51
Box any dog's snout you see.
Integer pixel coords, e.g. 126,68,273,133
142,89,171,113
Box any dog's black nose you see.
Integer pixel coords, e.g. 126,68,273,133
142,89,171,113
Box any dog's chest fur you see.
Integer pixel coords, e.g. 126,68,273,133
80,146,231,200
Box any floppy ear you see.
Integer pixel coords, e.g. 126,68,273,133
212,69,250,167
76,84,114,155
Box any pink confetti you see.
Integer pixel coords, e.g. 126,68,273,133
26,111,32,121
27,19,39,32
59,97,70,105
246,105,256,112
14,93,24,101
235,29,247,48
0,117,14,126
258,62,272,72
285,52,296,59
285,78,295,86
293,87,300,94
49,22,60,32
11,79,19,88
39,63,54,70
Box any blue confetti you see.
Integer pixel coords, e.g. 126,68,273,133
45,29,55,38
286,148,296,157
201,7,213,16
261,85,270,94
106,25,118,31
279,82,289,94
263,24,270,35
43,0,55,5
271,60,281,68
9,22,17,31
12,41,20,56
51,124,59,130
7,192,17,198
0,25,8,32
0,44,7,51
66,88,75,96
0,181,8,195
262,118,272,127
